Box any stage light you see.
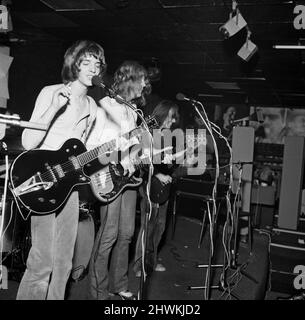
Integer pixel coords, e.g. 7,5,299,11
219,0,247,39
219,12,247,39
237,30,258,61
238,39,258,61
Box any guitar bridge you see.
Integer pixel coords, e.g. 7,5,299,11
13,172,54,196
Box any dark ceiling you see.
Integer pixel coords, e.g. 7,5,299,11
6,0,305,108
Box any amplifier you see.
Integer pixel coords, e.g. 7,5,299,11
175,177,229,198
251,185,276,206
270,228,305,294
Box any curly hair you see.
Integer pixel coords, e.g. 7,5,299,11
112,60,151,104
61,40,106,84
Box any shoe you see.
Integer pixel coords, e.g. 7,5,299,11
117,290,137,300
154,263,166,272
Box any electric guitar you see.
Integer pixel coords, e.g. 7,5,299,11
90,147,188,203
149,148,188,204
149,135,204,204
89,146,173,203
9,117,158,215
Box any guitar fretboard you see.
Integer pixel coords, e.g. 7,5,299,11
78,140,116,166
77,127,144,166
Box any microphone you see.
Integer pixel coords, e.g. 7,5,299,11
92,75,117,98
92,75,137,111
92,75,105,88
176,92,198,104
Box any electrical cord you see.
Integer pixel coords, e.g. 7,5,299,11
0,143,11,286
0,144,9,259
188,101,220,299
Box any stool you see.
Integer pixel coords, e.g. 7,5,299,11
236,210,253,254
232,191,255,259
172,190,223,248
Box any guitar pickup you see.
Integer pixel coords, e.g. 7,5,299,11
70,156,81,171
53,164,65,179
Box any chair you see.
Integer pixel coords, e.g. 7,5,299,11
232,184,276,258
171,178,227,248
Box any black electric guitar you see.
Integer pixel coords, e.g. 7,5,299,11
149,134,204,204
9,117,157,215
90,146,173,203
149,149,188,204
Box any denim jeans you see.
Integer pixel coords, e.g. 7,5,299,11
16,191,79,300
88,189,137,300
134,190,168,274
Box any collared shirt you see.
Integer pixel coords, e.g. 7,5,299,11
23,84,97,150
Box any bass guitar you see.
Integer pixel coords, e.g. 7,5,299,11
9,117,157,215
90,146,173,203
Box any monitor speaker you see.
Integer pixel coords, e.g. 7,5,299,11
278,136,305,230
232,126,255,213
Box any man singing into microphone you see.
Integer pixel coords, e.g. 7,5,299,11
17,40,106,300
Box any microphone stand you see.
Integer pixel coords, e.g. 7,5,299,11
187,104,256,299
138,142,153,301
0,115,48,284
93,79,139,112
101,88,154,300
184,99,221,300
0,116,48,131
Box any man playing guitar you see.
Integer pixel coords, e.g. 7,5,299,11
133,99,179,277
86,60,151,300
16,40,106,300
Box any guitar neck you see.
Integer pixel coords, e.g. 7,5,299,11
77,126,144,166
77,139,116,166
131,146,181,170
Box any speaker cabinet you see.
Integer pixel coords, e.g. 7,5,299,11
270,228,305,294
278,136,305,230
232,126,255,213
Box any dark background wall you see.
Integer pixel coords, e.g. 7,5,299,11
8,42,65,121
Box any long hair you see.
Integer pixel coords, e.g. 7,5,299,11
112,60,151,104
61,40,106,84
151,100,179,128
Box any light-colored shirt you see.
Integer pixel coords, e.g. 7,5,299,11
22,84,97,150
86,96,138,150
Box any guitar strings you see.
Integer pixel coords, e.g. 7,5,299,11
38,127,149,182
36,119,157,182
39,148,186,183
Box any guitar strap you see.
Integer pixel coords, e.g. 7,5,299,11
82,116,92,145
82,97,97,145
